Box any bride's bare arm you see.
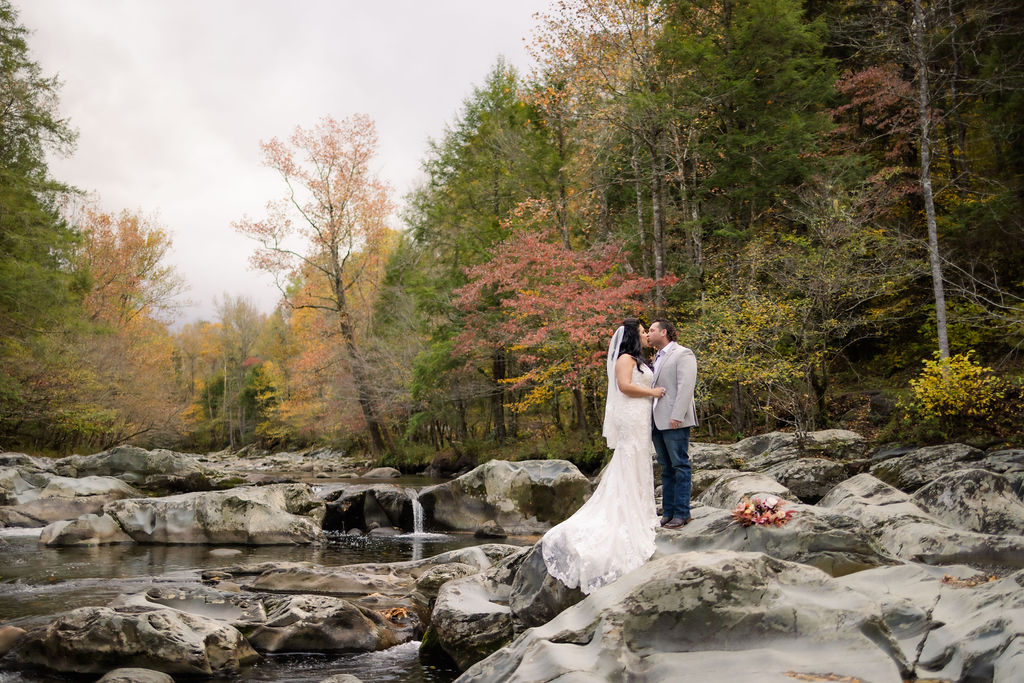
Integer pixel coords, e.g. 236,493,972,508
615,355,666,398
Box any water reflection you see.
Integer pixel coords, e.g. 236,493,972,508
0,530,528,681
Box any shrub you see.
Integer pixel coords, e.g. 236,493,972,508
898,351,1008,439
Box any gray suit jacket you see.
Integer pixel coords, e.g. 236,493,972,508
652,343,698,430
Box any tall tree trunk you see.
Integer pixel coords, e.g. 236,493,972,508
572,387,588,439
333,279,391,454
631,133,650,279
648,134,666,312
491,350,507,443
913,0,951,359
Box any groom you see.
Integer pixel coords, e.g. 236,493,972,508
648,319,698,529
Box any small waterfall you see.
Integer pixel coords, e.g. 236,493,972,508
406,488,425,535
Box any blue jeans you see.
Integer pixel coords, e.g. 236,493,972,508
653,426,691,519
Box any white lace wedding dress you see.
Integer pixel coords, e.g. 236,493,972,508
541,363,658,594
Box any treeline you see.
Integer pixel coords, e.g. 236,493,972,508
2,0,1022,461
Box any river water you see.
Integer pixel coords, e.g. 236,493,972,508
0,506,530,681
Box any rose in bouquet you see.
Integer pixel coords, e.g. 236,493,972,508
731,495,795,527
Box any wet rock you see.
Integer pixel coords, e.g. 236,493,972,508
427,547,530,670
911,468,1024,535
363,467,401,479
39,513,134,546
697,471,799,509
104,483,324,545
413,562,481,611
508,543,586,632
9,605,259,676
869,443,985,492
458,551,907,681
323,484,413,532
320,675,363,683
244,544,522,596
244,593,419,653
474,521,507,539
96,668,174,683
0,625,26,657
417,460,591,534
653,503,895,577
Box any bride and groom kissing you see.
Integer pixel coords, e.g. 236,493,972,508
541,317,698,595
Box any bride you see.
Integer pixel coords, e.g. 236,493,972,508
541,318,665,594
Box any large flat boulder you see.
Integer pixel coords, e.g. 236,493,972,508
1,472,142,526
457,550,907,681
697,471,798,509
426,547,530,670
39,513,134,546
654,503,896,577
839,563,1024,682
417,460,591,534
8,605,259,676
241,544,522,596
869,443,986,492
103,484,324,545
911,468,1024,535
54,445,230,492
819,473,1024,567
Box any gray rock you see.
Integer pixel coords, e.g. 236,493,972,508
911,468,1024,535
430,567,517,669
104,483,324,545
820,473,1024,567
96,669,175,683
0,625,26,657
244,544,522,596
0,473,142,525
653,504,895,577
762,457,850,503
839,564,1024,682
458,551,907,681
320,676,364,683
508,543,586,632
413,562,481,609
0,452,55,472
690,468,739,498
39,513,134,546
418,460,591,534
869,443,985,492
474,521,507,539
363,467,401,478
687,442,738,470
54,445,222,492
323,484,412,532
697,471,798,509
10,605,259,675
244,593,418,653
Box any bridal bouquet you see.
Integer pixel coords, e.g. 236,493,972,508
731,495,795,527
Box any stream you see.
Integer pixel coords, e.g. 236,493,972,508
0,481,528,682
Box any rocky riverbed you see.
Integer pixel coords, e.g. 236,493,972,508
1,431,1022,681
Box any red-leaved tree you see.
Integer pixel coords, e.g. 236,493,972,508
454,199,674,437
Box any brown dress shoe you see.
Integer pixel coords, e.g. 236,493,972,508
663,517,690,529
660,516,671,527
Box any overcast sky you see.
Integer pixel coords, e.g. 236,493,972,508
14,0,551,324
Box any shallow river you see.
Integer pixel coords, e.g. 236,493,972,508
0,526,528,682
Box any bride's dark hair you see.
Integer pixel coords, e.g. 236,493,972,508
617,318,647,368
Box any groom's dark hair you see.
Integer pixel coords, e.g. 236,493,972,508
652,318,677,342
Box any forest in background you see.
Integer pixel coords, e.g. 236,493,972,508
2,0,1023,471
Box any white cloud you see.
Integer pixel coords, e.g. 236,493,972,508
14,0,549,323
